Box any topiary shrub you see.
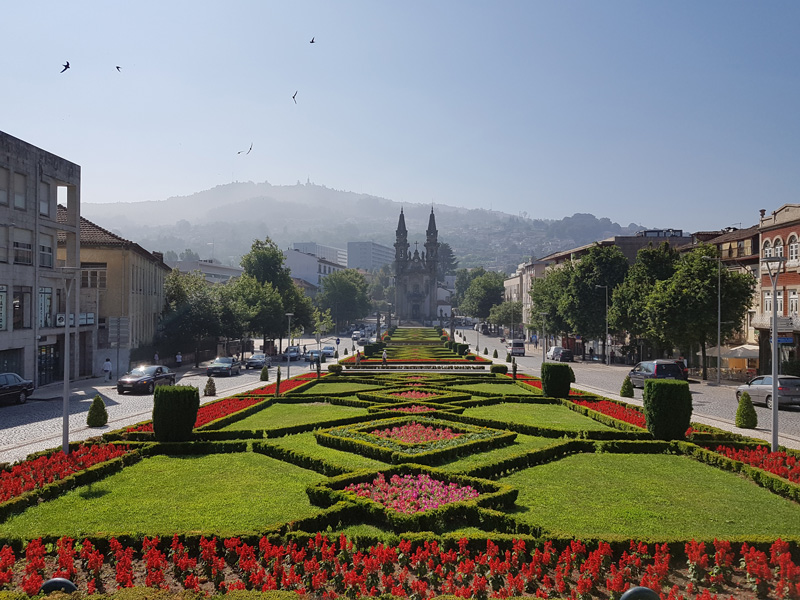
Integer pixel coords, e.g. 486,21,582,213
490,364,508,374
86,394,108,427
483,347,488,355
505,353,511,363
620,375,634,398
328,364,343,375
492,348,498,358
642,379,692,440
152,385,200,442
260,365,270,381
342,348,347,356
568,366,575,383
204,377,216,396
441,335,447,341
735,391,758,429
541,363,571,398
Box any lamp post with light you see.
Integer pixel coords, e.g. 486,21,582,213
763,256,786,451
595,285,609,366
285,312,294,380
60,267,80,454
539,311,548,363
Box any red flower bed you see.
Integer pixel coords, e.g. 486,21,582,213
2,534,798,598
0,444,130,503
390,405,437,414
571,399,647,428
515,377,584,397
710,445,800,483
390,390,439,399
370,422,461,443
344,473,479,513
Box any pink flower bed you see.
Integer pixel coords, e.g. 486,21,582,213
390,390,439,399
344,473,479,513
390,405,437,414
370,422,461,443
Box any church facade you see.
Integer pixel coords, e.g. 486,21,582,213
394,208,439,322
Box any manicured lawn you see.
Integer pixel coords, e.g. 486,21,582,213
0,453,326,538
437,434,556,473
299,382,382,394
269,432,387,471
219,402,368,431
451,383,537,396
503,453,800,539
464,403,616,431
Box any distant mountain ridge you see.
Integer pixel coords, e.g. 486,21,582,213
82,181,647,274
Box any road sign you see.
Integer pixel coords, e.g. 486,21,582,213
336,338,340,345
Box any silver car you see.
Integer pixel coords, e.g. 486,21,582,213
736,375,800,409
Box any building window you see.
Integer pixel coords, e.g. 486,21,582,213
775,239,784,257
13,229,33,265
38,287,53,327
790,290,798,315
39,234,53,268
763,241,773,258
0,226,6,263
777,291,784,314
81,269,107,289
0,167,8,205
14,173,26,210
764,291,772,313
790,236,799,261
39,181,51,216
0,285,6,330
12,287,31,329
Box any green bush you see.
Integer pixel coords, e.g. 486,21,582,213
490,364,508,374
204,377,216,396
642,379,692,440
620,375,634,398
505,352,511,363
781,360,800,376
568,366,576,383
735,391,758,429
328,364,343,375
483,347,488,355
541,363,571,398
152,385,200,442
274,367,282,397
260,365,270,381
457,343,469,356
493,348,498,358
86,394,108,427
441,335,447,341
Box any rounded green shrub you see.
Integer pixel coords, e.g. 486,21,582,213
204,377,216,396
493,349,498,358
643,379,692,440
541,363,571,398
260,365,270,381
86,394,108,427
152,385,199,442
490,364,508,374
735,391,758,429
483,347,488,355
505,353,511,363
620,375,634,398
328,364,343,375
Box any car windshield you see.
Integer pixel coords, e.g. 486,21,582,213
250,354,265,359
128,366,158,376
214,357,233,364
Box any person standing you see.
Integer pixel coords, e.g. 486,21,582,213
102,358,113,381
153,351,159,364
175,351,182,369
355,351,361,366
382,349,388,366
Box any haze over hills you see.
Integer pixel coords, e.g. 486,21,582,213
82,181,651,274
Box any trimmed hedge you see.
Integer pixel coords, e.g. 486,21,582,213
643,379,692,440
152,385,200,442
540,363,571,398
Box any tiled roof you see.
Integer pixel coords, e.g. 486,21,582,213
704,225,759,245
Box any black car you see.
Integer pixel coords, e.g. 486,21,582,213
117,365,176,394
0,372,34,405
558,349,574,362
245,353,270,369
207,356,241,376
627,360,685,388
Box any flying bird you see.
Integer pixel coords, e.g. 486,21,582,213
60,61,70,73
293,91,298,104
238,142,253,155
116,66,121,72
310,37,315,43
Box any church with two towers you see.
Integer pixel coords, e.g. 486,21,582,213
393,208,440,322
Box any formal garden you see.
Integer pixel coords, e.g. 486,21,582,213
1,328,799,599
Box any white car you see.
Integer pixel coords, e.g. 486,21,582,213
546,346,564,360
322,345,336,357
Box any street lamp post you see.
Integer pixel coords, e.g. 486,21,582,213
702,256,722,385
539,312,548,363
285,312,294,380
595,285,609,366
60,268,79,454
764,256,786,452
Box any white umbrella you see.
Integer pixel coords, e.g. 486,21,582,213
722,344,759,359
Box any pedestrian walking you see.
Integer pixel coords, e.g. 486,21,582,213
175,351,182,369
610,350,615,364
102,358,113,381
355,351,361,366
153,351,159,364
382,349,387,367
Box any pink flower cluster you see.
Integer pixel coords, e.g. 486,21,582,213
344,473,480,513
391,390,439,399
370,422,461,443
390,405,437,414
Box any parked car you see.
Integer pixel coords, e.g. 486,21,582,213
322,345,336,357
245,353,270,370
206,357,241,377
546,346,564,360
0,372,34,405
284,346,301,361
507,340,526,357
351,331,362,341
670,359,689,380
558,349,574,362
736,375,800,409
305,349,322,362
627,360,685,388
117,365,176,394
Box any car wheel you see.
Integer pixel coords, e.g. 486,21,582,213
735,391,741,401
17,391,27,404
117,387,124,395
147,382,155,394
766,395,773,409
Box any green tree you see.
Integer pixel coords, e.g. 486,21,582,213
453,267,486,308
488,300,523,333
179,248,200,261
231,274,285,352
647,246,755,380
160,269,219,367
529,262,573,339
437,242,459,281
240,238,293,293
317,269,371,330
460,272,505,320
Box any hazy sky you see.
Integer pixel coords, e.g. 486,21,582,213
3,1,798,232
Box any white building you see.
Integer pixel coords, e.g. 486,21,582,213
292,242,347,267
347,241,394,271
283,249,346,289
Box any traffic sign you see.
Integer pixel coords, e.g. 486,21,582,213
336,338,340,345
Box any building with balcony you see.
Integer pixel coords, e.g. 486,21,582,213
0,131,82,386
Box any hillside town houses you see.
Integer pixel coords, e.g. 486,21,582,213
3,129,800,389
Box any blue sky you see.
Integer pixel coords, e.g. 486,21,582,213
2,1,798,232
